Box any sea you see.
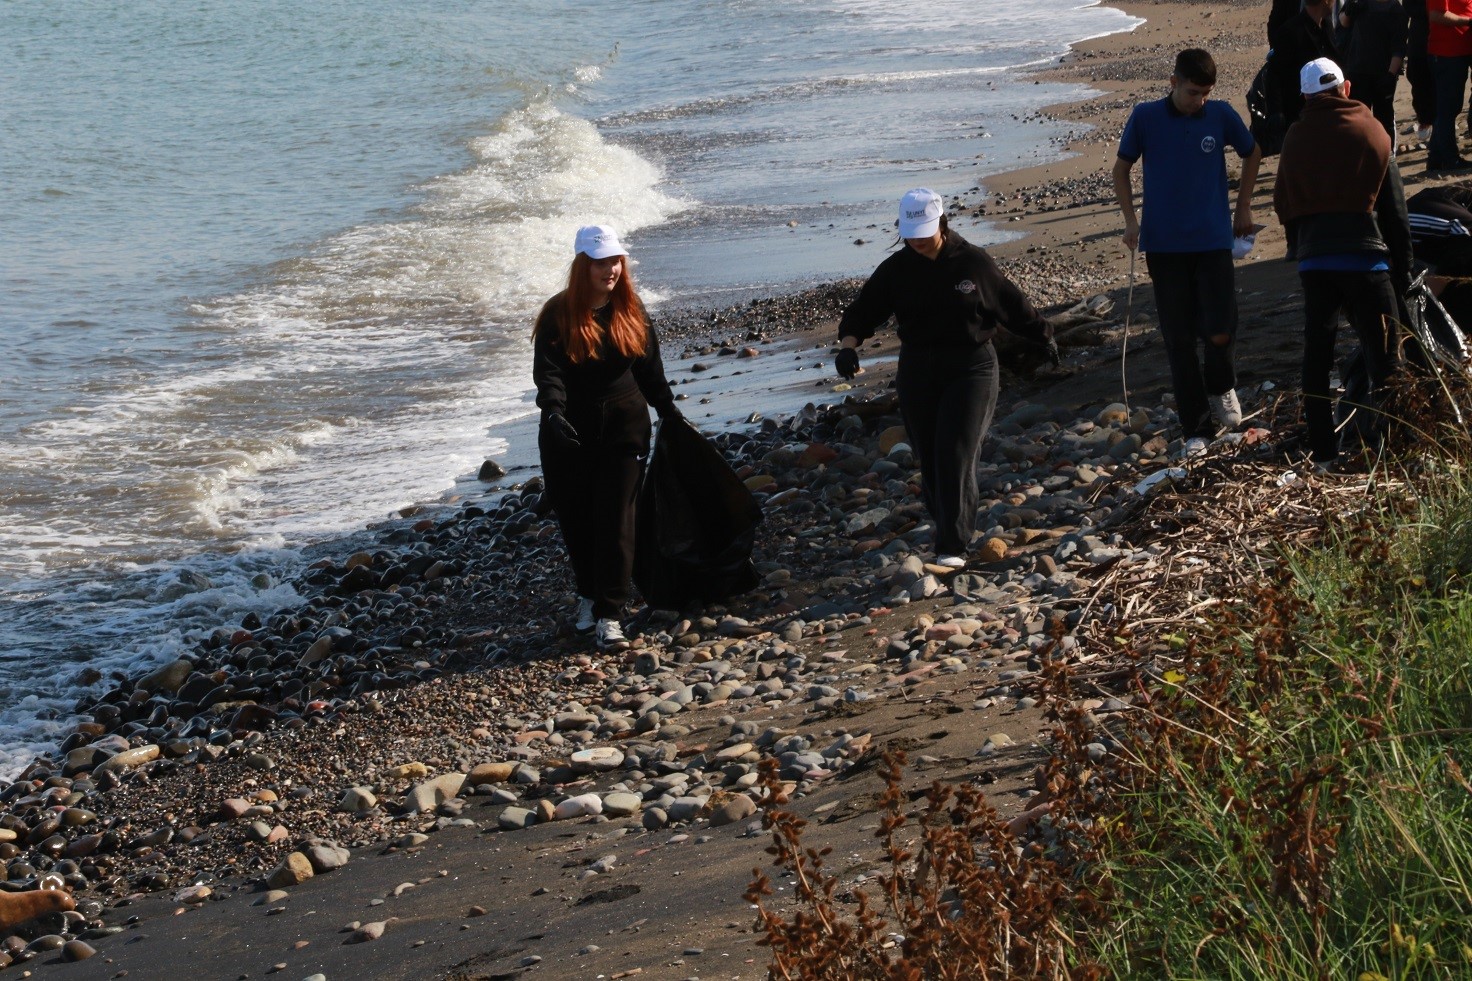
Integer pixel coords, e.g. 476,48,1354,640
1,0,1141,778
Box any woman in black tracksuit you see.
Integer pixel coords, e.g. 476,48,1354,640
836,189,1057,568
533,224,680,652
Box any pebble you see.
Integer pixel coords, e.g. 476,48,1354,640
499,807,537,831
603,792,643,817
708,795,758,827
553,794,604,820
407,773,467,813
345,918,396,944
267,852,315,889
60,940,96,962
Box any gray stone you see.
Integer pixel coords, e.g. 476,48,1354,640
708,795,757,827
137,659,193,694
498,806,537,830
305,840,350,872
602,792,642,817
407,773,467,813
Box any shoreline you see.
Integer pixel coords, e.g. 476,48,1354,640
8,2,1469,977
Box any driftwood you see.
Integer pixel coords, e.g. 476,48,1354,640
1025,400,1376,698
996,293,1117,355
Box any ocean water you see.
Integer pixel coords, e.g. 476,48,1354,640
0,0,1140,776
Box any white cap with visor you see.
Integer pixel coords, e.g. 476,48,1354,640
574,225,629,259
897,188,944,239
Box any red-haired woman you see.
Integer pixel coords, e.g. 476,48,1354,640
533,225,680,652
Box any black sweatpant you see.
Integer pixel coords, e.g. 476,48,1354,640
539,389,651,619
1348,71,1398,140
1300,269,1400,462
1145,249,1239,439
1407,18,1434,128
897,342,998,556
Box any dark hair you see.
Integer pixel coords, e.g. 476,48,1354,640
1173,49,1216,87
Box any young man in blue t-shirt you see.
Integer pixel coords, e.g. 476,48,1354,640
1112,48,1262,457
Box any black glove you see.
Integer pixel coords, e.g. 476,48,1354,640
655,400,683,422
835,347,860,379
1044,337,1061,369
542,411,580,449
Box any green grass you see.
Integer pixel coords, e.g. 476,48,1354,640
1086,455,1472,979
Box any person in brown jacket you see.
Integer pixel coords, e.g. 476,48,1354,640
1274,57,1414,468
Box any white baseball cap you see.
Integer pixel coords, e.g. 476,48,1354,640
1300,57,1344,96
574,225,629,259
897,188,944,239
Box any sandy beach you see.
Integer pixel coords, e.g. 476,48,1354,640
3,1,1466,977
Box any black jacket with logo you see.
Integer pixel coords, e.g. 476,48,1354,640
838,232,1050,350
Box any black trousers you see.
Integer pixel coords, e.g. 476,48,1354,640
1407,18,1434,128
1348,71,1398,139
1145,250,1239,439
1299,269,1399,462
539,389,651,619
897,342,998,556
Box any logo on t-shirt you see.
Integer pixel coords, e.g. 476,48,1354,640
954,279,977,294
1201,135,1217,153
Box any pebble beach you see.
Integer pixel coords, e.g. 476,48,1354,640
2,1,1463,977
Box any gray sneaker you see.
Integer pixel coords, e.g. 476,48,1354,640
1208,389,1242,429
596,618,628,653
573,596,595,634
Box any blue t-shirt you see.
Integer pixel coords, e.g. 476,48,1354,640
1117,97,1256,253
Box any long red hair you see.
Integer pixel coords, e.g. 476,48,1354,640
538,252,648,364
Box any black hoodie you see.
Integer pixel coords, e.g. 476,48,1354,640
838,232,1050,351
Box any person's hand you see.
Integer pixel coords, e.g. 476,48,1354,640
1044,337,1062,369
655,400,684,422
543,411,580,449
1122,223,1140,253
835,347,860,379
1232,205,1255,239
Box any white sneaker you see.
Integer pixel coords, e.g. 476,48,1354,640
1208,389,1243,429
1179,436,1209,460
595,618,628,652
935,554,966,569
573,596,595,634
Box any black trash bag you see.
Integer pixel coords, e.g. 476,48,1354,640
1246,55,1286,157
633,419,763,610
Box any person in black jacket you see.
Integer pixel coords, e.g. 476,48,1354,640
532,225,680,651
1272,0,1341,125
835,189,1057,568
1270,0,1304,39
1336,0,1409,137
1404,0,1436,140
